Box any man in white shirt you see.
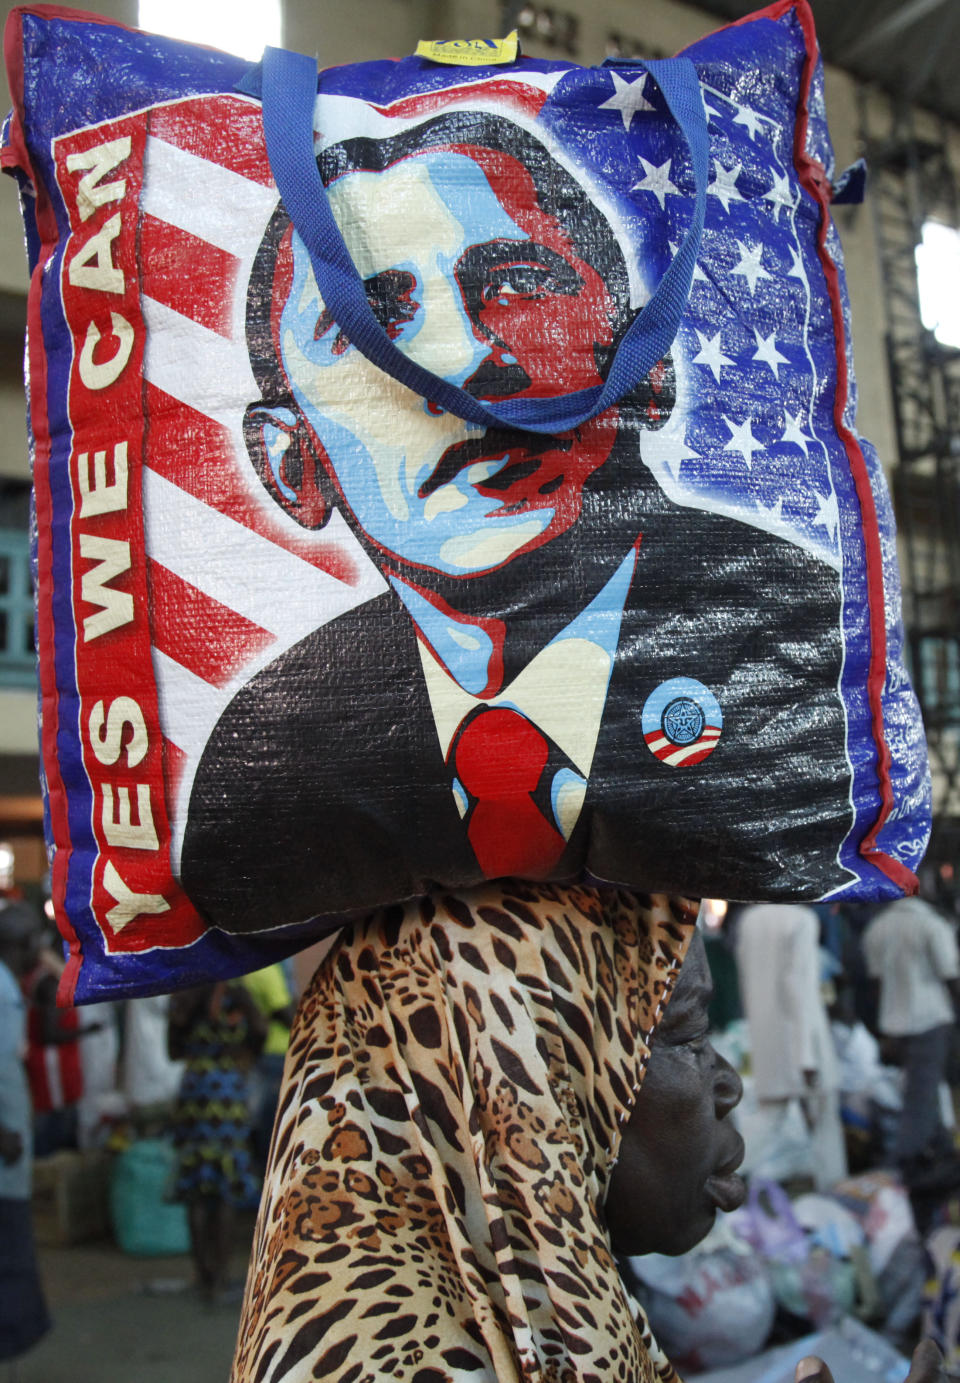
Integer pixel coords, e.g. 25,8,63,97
736,903,847,1190
863,896,960,1167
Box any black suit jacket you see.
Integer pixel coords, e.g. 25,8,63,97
180,509,853,933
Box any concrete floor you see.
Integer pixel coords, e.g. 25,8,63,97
12,1223,255,1383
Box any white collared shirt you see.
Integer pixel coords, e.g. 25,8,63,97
863,898,960,1036
393,549,637,840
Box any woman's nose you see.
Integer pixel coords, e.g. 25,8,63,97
713,1049,743,1119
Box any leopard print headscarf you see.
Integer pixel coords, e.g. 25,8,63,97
232,882,696,1383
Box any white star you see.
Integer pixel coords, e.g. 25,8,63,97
704,93,727,126
731,240,771,295
787,245,806,280
693,329,735,383
631,157,681,210
756,495,784,523
707,160,743,213
764,170,796,220
812,488,840,542
780,410,811,454
599,71,655,131
752,329,790,378
669,242,708,283
639,424,697,481
732,102,765,140
723,415,763,468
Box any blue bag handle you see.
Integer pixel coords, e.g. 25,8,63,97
259,45,708,435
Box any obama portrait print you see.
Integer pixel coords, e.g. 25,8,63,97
178,100,853,930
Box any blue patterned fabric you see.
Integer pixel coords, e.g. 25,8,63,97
170,996,259,1206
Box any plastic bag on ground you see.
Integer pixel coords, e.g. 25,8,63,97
690,1315,908,1383
733,1081,816,1185
729,1179,859,1327
622,1219,775,1372
109,1139,189,1256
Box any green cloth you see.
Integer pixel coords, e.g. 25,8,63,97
242,965,292,1056
704,932,742,1032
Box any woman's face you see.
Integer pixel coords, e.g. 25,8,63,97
276,147,620,576
604,931,745,1257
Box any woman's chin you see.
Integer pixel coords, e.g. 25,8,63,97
611,1206,719,1260
615,1188,745,1258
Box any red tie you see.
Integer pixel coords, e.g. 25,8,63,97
453,707,568,879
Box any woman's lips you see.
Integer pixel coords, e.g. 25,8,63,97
419,428,572,498
705,1171,747,1213
705,1134,746,1213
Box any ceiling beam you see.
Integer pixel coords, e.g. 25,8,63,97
844,0,951,60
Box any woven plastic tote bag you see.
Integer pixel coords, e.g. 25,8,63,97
2,0,930,1000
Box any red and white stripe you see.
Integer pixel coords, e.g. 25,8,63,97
644,724,722,767
137,96,386,868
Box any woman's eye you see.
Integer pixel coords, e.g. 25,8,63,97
659,1023,711,1053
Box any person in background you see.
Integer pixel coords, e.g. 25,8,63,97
74,997,119,1150
863,894,960,1174
838,902,881,1033
122,995,184,1134
0,899,51,1364
22,935,105,1156
240,963,294,1170
168,981,266,1304
736,902,848,1191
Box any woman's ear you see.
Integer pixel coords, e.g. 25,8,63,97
243,403,330,530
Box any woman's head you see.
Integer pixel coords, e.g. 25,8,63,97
605,929,745,1257
235,885,739,1382
243,111,674,584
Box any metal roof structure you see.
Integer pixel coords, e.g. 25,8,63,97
690,0,960,125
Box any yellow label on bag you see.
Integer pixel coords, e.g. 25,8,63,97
415,31,519,66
